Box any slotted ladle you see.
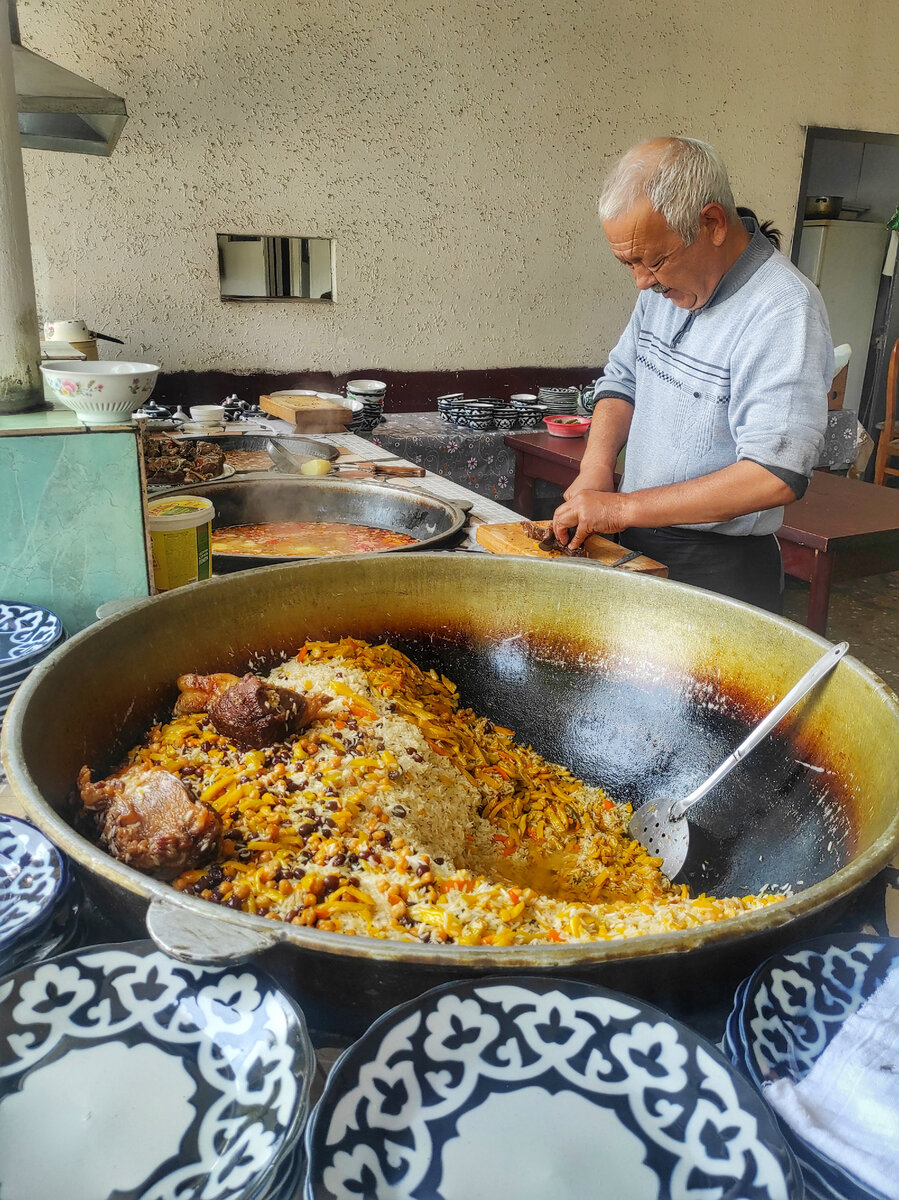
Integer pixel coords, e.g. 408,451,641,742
628,640,850,879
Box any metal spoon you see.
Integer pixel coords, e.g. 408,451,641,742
628,641,850,879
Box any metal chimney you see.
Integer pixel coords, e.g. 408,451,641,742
8,0,127,156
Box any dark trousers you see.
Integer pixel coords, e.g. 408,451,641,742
622,526,784,614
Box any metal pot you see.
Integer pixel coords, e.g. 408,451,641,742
157,476,469,570
805,195,843,219
3,554,898,1035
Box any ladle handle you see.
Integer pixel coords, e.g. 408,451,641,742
669,641,849,821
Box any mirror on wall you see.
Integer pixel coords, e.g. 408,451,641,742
217,234,335,300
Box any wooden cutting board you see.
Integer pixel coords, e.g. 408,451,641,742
475,521,668,575
259,394,350,432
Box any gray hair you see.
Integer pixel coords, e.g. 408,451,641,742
598,137,738,245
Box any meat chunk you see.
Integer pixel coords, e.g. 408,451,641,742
78,764,222,879
520,520,587,557
174,672,241,715
207,673,328,749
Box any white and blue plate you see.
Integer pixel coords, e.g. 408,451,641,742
737,934,898,1200
304,975,803,1200
0,814,68,956
0,873,83,977
0,941,314,1200
0,603,63,670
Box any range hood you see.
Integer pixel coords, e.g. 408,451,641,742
8,0,127,155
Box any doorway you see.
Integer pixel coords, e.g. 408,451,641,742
792,127,899,445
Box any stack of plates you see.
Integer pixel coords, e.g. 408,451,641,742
0,814,82,975
536,385,580,414
0,602,65,727
0,942,314,1200
304,975,802,1199
722,934,899,1200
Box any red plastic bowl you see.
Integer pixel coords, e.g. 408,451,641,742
542,415,591,438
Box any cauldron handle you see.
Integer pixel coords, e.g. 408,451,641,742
146,900,279,965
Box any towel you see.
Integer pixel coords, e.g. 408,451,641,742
764,964,899,1199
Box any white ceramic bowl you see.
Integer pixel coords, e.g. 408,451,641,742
189,404,226,424
346,378,387,396
40,360,160,426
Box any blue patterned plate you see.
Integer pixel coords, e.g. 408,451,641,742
0,941,314,1200
738,934,899,1200
0,814,67,955
0,874,83,976
305,976,803,1200
0,603,63,670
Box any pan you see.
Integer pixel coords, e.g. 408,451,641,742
154,476,469,571
3,554,898,1035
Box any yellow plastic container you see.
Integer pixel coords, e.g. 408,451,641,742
148,496,215,591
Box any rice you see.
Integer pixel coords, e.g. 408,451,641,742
124,638,782,945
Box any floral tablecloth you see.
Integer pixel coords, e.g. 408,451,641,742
372,411,516,507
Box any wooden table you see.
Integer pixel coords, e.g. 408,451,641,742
504,432,899,635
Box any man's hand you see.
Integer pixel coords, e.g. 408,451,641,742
552,489,633,548
553,461,800,550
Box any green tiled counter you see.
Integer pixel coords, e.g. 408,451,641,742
0,419,151,633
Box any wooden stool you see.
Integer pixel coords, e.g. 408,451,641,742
873,339,899,486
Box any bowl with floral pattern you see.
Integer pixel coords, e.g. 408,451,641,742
40,360,160,426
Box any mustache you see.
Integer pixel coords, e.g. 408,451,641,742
651,283,668,294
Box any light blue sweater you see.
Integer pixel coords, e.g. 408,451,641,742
595,220,833,536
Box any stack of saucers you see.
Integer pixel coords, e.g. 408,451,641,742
0,941,314,1200
0,814,82,976
0,602,65,728
536,385,580,414
723,933,898,1200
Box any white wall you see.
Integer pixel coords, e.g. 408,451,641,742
18,0,899,375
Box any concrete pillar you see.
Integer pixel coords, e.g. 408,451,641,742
0,13,42,413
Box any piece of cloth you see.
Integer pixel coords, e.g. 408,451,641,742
595,217,833,536
621,526,783,612
763,964,899,1199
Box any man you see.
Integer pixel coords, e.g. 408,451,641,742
552,137,832,613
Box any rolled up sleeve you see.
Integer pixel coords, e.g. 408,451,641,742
730,299,833,485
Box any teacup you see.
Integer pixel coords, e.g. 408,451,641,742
189,405,226,424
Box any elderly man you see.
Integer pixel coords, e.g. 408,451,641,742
552,137,832,612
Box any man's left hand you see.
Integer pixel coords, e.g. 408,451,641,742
552,490,633,548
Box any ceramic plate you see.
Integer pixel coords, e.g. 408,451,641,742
0,603,63,669
0,941,314,1200
0,875,83,976
738,934,898,1200
305,976,802,1200
0,815,67,954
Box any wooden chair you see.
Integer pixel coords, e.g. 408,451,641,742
828,343,851,410
873,339,899,486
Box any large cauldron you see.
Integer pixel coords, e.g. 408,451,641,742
4,555,898,1035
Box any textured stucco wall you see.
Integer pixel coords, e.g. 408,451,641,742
18,0,899,375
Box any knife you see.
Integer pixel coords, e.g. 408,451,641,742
607,548,642,568
266,438,426,477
